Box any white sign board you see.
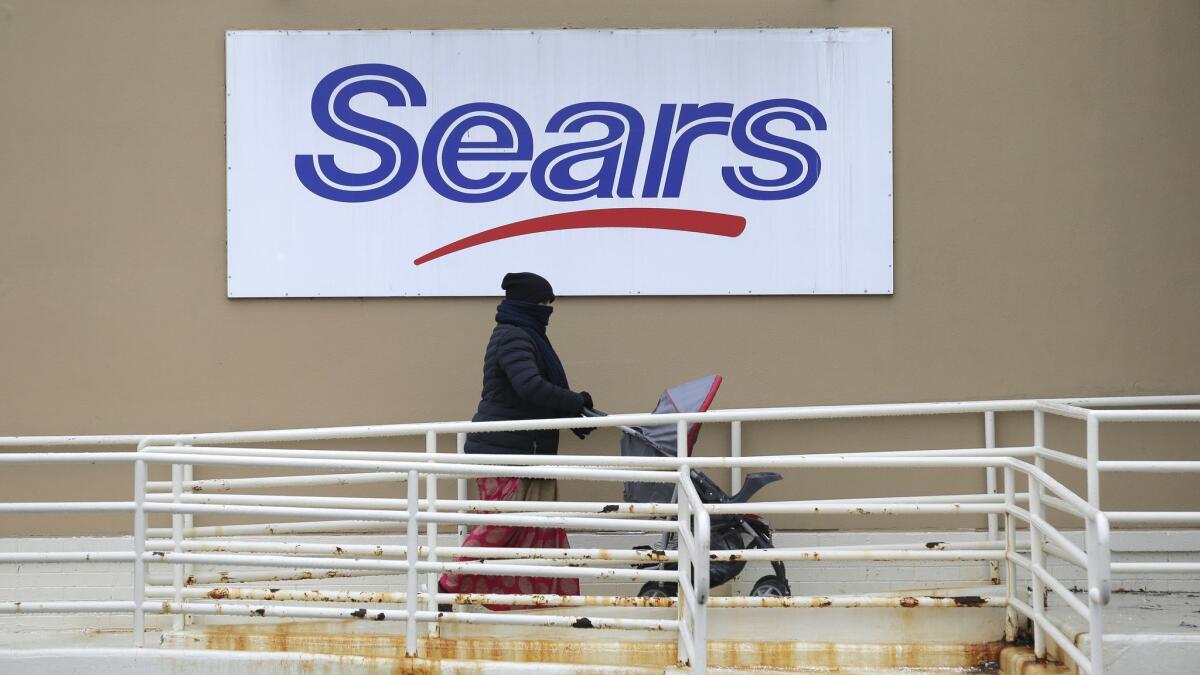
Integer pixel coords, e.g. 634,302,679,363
226,29,892,297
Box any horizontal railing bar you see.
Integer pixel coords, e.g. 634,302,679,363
1106,511,1200,524
141,446,1019,470
707,548,1005,562
706,502,1004,515
139,585,1008,609
1035,401,1092,421
141,444,1033,465
139,539,1016,561
142,503,676,532
144,586,678,607
0,552,136,564
130,399,1050,446
1111,562,1200,573
143,540,678,561
0,501,135,513
146,520,406,538
150,568,384,586
138,509,1070,540
144,493,678,516
1056,394,1200,407
1038,447,1088,470
1098,460,1200,472
136,452,675,483
143,502,415,522
707,594,1008,608
800,492,1021,505
146,471,413,493
0,452,141,464
808,539,1010,551
149,470,1033,497
0,447,1021,473
0,437,147,448
0,601,136,614
1092,410,1200,422
143,460,1030,496
149,552,679,582
849,447,1037,458
160,600,428,622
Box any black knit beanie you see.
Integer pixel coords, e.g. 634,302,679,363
501,272,555,304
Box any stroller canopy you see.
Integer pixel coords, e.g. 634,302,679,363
622,375,722,502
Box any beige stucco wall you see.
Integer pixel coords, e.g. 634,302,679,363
1,1,1199,536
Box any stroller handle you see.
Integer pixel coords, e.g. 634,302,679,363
581,406,639,436
583,407,677,457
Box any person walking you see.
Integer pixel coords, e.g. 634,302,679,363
438,272,596,610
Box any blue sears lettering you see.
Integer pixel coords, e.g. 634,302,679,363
297,67,826,204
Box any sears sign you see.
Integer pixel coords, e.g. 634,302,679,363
227,30,893,297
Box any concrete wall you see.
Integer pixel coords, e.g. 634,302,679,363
2,1,1199,535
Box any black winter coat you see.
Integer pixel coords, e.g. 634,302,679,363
464,323,585,455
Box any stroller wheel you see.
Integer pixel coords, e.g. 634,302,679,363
748,575,790,597
637,581,678,598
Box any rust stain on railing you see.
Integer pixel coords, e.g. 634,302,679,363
184,621,1007,671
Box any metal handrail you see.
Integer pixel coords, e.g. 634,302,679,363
3,394,1200,673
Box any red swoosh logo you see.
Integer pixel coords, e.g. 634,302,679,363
413,208,746,266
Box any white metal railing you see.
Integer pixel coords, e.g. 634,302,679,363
2,394,1199,673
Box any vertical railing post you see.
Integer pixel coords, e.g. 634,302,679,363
181,460,194,628
730,421,742,494
1086,414,1104,673
171,442,184,631
675,420,691,667
1086,513,1110,675
691,483,710,674
406,468,419,656
985,412,1000,584
425,431,440,636
1030,410,1047,657
1086,414,1100,510
1003,465,1018,642
456,433,467,543
132,453,147,647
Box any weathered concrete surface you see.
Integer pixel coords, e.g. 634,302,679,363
1044,590,1200,674
999,646,1072,674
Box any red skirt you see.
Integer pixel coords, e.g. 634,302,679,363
438,476,580,611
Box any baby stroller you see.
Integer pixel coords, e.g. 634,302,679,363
589,375,791,598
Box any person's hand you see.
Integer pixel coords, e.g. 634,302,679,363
572,391,596,439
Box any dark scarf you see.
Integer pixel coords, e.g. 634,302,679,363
495,300,569,388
